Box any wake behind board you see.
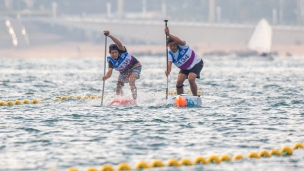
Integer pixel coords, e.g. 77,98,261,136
169,94,202,107
108,98,137,106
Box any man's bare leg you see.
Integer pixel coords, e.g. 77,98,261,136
188,73,198,96
116,84,123,96
176,73,187,95
129,74,138,100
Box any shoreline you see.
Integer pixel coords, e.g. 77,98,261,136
1,42,304,58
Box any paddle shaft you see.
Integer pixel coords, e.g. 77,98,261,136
164,20,168,99
101,36,107,105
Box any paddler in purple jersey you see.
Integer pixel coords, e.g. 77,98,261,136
164,26,204,96
102,30,142,100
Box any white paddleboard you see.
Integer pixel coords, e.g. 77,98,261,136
168,94,202,107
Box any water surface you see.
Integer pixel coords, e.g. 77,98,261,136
0,56,303,171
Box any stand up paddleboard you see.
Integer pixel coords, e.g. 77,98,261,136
108,98,137,106
169,94,202,107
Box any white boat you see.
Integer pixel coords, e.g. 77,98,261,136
203,19,276,59
246,18,273,58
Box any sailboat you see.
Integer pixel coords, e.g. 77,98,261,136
247,18,273,57
229,18,275,59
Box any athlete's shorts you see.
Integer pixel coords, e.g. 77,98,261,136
179,59,204,79
117,65,142,86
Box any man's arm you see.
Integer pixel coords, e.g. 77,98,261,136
108,35,126,51
103,30,126,51
102,68,113,81
165,61,173,77
165,27,186,46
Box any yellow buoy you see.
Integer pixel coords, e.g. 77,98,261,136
186,89,191,93
66,167,78,171
197,90,202,94
85,167,97,171
219,154,231,162
117,162,131,171
135,161,150,169
280,146,293,156
100,164,114,171
7,101,13,106
207,155,220,164
61,96,67,100
97,95,102,98
40,98,44,102
69,95,74,99
23,99,30,104
55,97,61,101
83,96,89,99
0,101,6,106
193,156,207,165
179,158,193,166
293,142,304,150
150,159,164,168
32,99,38,104
90,96,96,99
269,149,281,156
77,95,82,99
167,159,180,167
233,154,244,161
259,150,270,158
247,151,260,159
14,100,21,105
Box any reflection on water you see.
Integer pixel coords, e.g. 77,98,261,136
0,56,303,171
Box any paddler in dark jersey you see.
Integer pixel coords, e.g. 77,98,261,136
102,30,142,100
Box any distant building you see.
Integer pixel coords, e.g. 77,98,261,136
0,0,302,25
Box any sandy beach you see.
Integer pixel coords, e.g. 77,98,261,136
1,42,304,58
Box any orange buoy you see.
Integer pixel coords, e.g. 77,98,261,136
174,95,188,107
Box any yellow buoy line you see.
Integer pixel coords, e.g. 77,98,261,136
0,94,112,107
48,142,304,171
1,90,203,107
54,94,115,101
0,99,43,106
168,89,202,95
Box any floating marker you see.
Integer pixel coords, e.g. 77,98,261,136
7,101,13,106
23,99,30,104
14,100,21,105
32,99,38,104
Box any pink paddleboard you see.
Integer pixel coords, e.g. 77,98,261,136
109,98,137,106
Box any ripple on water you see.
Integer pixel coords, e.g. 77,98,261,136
0,57,304,171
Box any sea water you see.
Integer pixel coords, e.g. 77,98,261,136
0,56,303,171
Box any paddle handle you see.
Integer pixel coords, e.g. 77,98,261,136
164,20,168,99
101,36,107,105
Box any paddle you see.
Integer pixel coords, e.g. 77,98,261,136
101,35,107,106
164,19,168,99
